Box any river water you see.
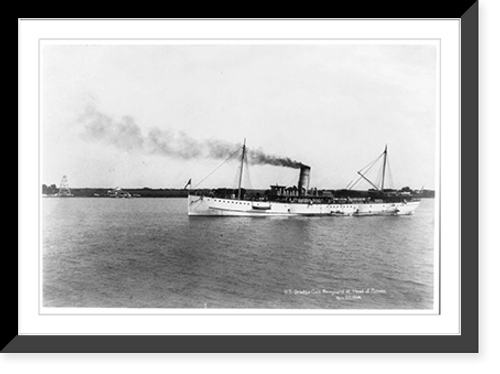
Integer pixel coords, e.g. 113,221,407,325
42,197,436,310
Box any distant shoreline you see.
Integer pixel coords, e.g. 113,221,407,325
42,187,435,199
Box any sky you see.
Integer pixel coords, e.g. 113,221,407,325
41,42,437,191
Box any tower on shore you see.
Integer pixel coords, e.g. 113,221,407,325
57,175,74,197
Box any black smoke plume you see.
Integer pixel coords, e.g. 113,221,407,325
247,149,304,169
78,105,304,169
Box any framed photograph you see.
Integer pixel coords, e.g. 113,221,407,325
10,8,477,353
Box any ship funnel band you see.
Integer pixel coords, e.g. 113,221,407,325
297,165,311,196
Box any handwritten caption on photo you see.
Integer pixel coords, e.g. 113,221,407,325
283,288,386,301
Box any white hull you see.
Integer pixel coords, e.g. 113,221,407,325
188,195,420,217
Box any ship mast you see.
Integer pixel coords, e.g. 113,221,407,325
381,145,388,192
237,138,246,200
352,146,387,193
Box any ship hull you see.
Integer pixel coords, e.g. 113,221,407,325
188,195,420,217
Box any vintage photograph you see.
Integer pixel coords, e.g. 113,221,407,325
41,41,438,310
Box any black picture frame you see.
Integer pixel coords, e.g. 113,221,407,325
9,6,479,353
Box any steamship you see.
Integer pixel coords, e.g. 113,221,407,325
187,141,420,216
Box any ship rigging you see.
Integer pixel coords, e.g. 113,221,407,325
187,141,420,216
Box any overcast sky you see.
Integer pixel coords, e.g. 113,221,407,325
41,42,437,190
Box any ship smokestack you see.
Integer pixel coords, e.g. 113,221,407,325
297,164,311,196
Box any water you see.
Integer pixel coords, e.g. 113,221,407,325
42,198,435,310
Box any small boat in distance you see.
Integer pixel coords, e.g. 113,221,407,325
107,187,132,198
187,141,420,216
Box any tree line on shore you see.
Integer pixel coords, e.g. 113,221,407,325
42,184,434,198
